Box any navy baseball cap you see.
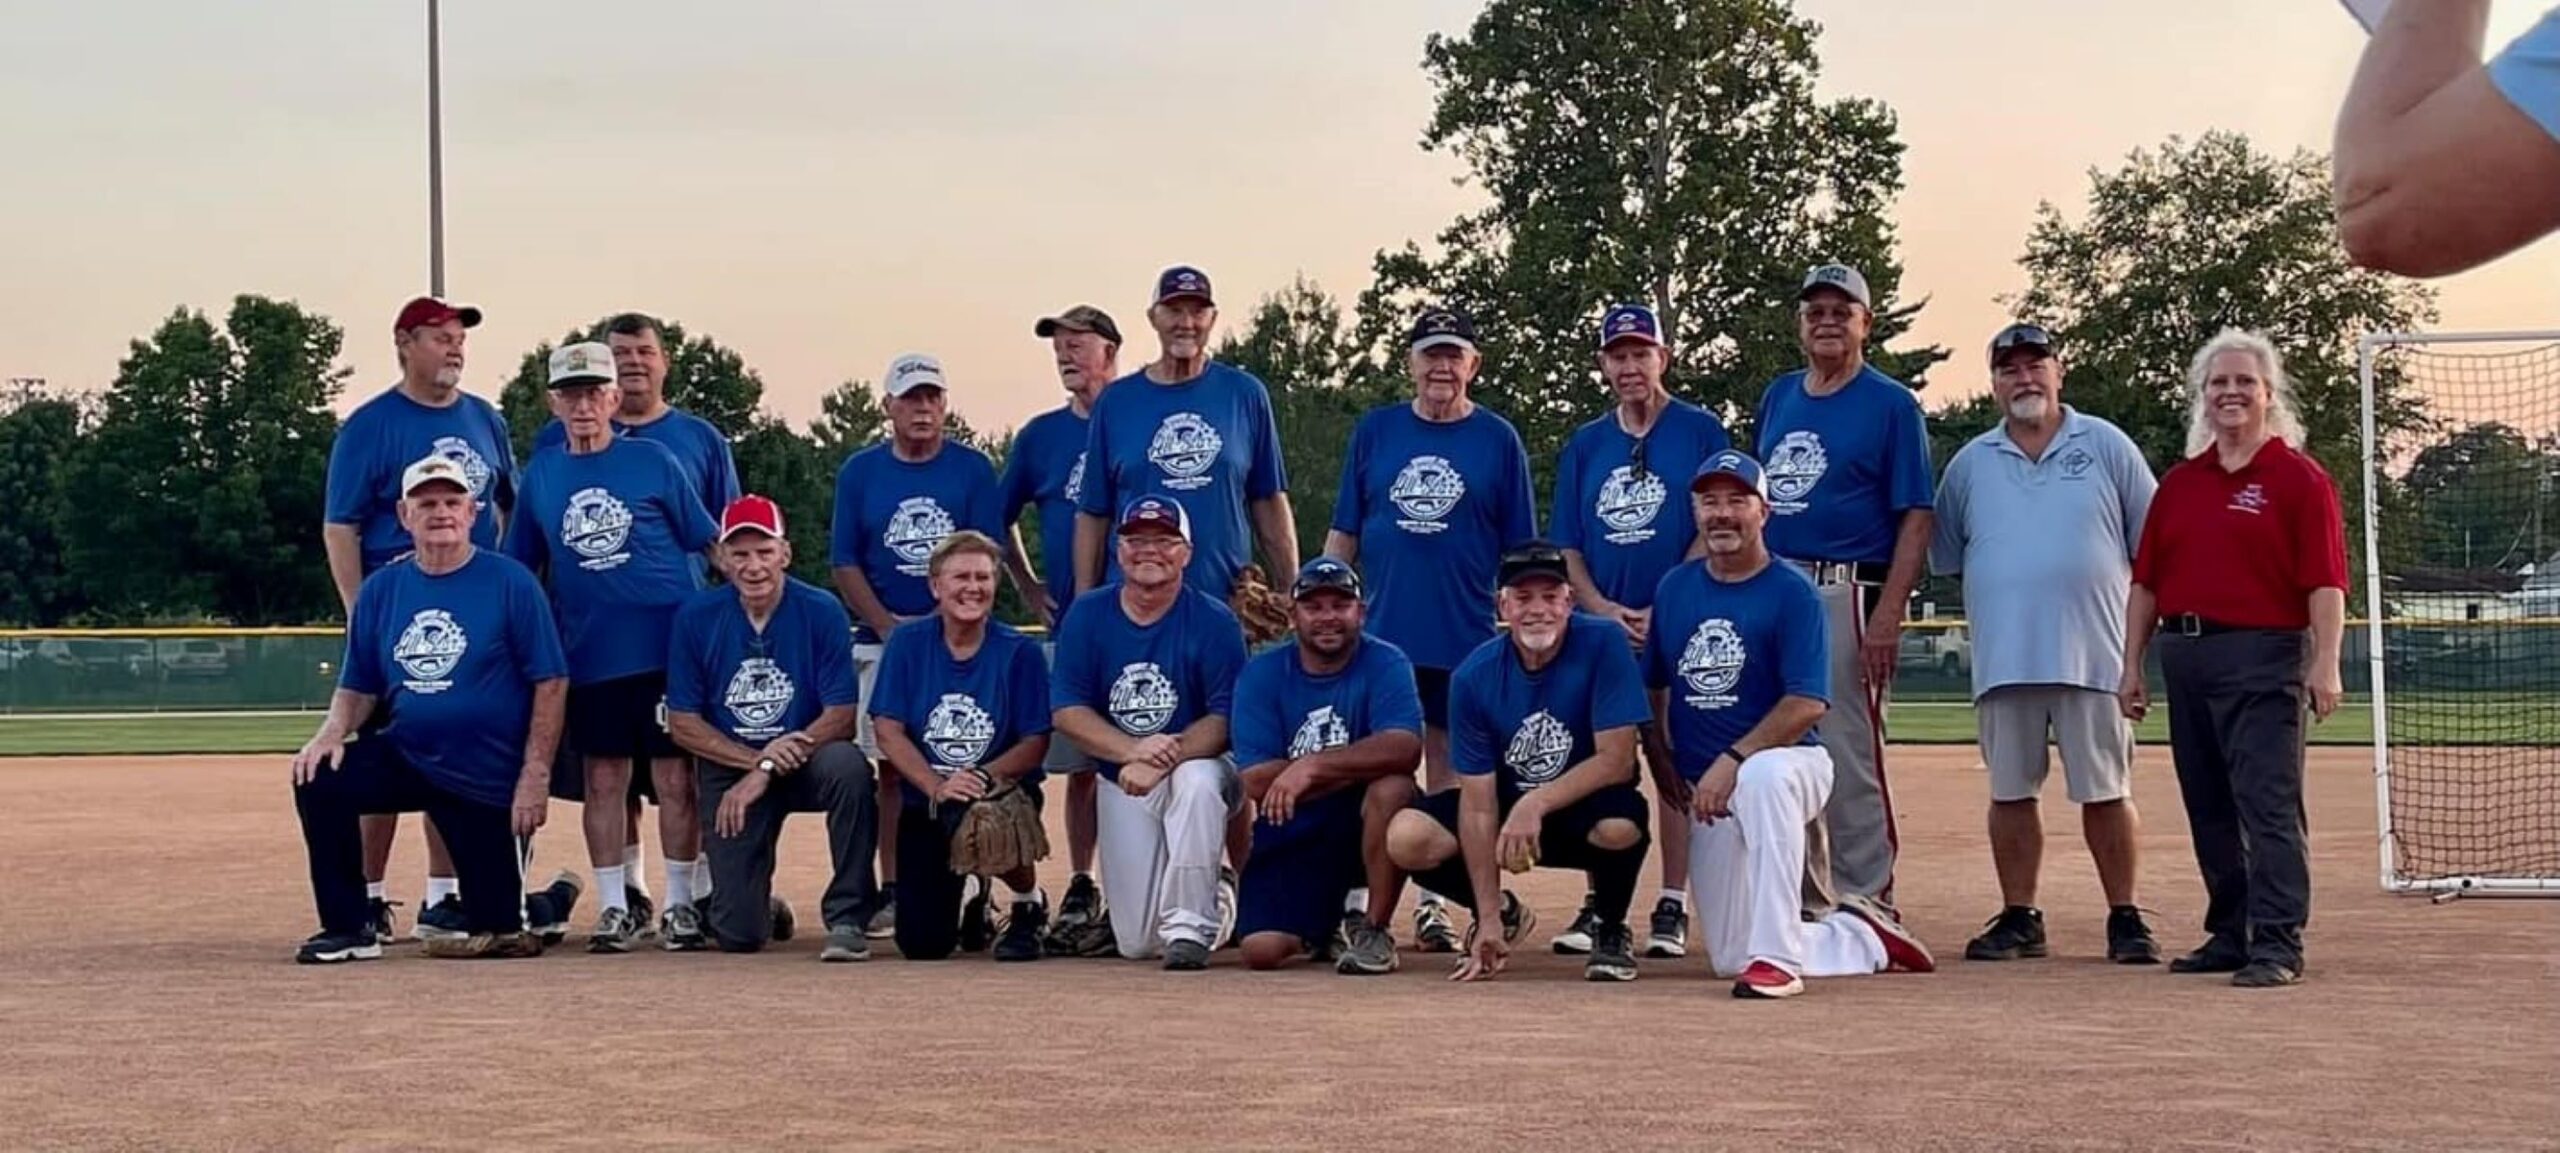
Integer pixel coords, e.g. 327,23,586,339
1598,304,1664,350
1409,307,1478,353
1496,540,1571,589
1290,556,1362,600
1798,263,1872,308
1989,322,2057,368
1153,266,1215,307
1690,448,1769,499
1116,494,1192,542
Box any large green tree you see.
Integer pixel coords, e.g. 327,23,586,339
1348,0,1941,486
0,382,85,625
2398,422,2560,572
498,315,767,458
1215,278,1396,565
56,297,347,624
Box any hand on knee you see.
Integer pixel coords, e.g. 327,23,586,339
1240,933,1300,970
1587,817,1644,852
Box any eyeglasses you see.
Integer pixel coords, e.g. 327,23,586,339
1628,432,1651,482
1120,535,1186,554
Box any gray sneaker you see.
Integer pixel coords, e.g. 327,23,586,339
863,894,897,940
587,905,639,954
1335,921,1400,976
1163,938,1210,971
820,923,871,963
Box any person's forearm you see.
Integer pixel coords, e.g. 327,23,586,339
2341,1,2491,132
831,566,898,637
1252,495,1299,578
1563,549,1618,615
1527,728,1638,812
1056,706,1140,766
1238,758,1288,797
1322,530,1359,567
522,679,565,768
314,687,378,741
323,524,364,616
2122,584,2158,677
1075,513,1108,594
1729,697,1825,759
1458,788,1505,919
800,705,856,748
872,720,948,796
1174,715,1230,763
2309,588,2347,669
670,712,766,771
981,734,1048,784
1296,730,1422,788
1879,509,1934,608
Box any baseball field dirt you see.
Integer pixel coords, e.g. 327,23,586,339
3,746,2553,1150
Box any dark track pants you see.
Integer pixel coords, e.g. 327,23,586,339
294,739,564,937
697,741,876,952
2158,629,2312,967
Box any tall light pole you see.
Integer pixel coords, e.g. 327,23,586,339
427,0,445,296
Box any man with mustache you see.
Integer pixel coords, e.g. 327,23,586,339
1000,304,1122,953
1547,303,1732,961
1384,541,1654,983
830,353,1009,941
321,295,518,945
1227,557,1425,974
531,312,741,941
1752,263,1935,912
1325,306,1537,955
1645,449,1936,999
1931,325,2162,965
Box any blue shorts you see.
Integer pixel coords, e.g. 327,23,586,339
1233,794,1365,945
1413,665,1453,731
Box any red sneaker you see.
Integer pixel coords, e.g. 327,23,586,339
1731,960,1804,999
1840,894,1936,974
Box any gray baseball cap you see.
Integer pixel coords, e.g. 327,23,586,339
1798,263,1872,308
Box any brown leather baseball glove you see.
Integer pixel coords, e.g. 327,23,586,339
945,774,1049,877
1229,564,1295,646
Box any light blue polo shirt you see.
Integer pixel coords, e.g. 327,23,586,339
1928,407,2156,698
2491,9,2560,145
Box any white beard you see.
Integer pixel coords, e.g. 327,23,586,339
2006,394,2049,422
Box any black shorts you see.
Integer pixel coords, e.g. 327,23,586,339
1413,665,1453,731
567,672,685,761
1407,784,1648,861
544,741,663,805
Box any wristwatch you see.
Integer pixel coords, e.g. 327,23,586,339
755,757,779,776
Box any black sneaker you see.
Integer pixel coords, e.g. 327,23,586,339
770,896,798,942
367,898,400,945
296,929,383,965
528,871,584,945
1584,921,1639,982
958,878,994,953
1551,893,1599,955
1643,896,1688,959
588,905,641,953
994,900,1046,963
626,887,658,942
661,902,709,952
1964,905,2048,961
1046,874,1102,956
1163,938,1210,971
2106,906,2162,965
414,894,469,942
1497,890,1538,946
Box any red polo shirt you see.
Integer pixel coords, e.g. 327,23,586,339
2131,437,2348,630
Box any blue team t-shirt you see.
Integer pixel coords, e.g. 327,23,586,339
2491,8,2560,145
1448,613,1652,799
534,408,740,518
325,386,517,573
664,578,859,749
1332,404,1539,670
1754,365,1934,565
1048,585,1248,783
1229,634,1424,846
1548,399,1733,609
868,617,1053,807
829,441,1004,634
1000,405,1091,616
503,437,718,684
1075,362,1287,602
340,549,567,807
1644,560,1830,783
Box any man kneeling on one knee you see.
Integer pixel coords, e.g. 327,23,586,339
1644,450,1935,1000
1229,557,1425,974
1385,540,1655,983
664,495,877,959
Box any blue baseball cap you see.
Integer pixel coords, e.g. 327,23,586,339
1116,494,1192,542
1408,307,1478,353
1290,556,1362,600
1153,265,1215,307
1690,449,1769,499
1598,304,1664,350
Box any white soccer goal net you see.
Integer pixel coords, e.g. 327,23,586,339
2361,331,2560,897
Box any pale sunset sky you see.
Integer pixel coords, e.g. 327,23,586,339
3,1,2554,434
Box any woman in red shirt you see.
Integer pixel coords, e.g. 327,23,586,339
2119,329,2346,989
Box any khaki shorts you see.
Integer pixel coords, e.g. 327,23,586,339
853,643,884,760
1039,642,1095,773
1976,685,2133,805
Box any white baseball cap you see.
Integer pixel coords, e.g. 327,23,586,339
401,453,472,497
548,341,614,389
883,353,947,399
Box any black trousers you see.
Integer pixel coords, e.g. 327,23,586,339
2157,629,2312,966
1408,786,1652,927
294,739,568,937
697,741,876,952
895,781,1047,961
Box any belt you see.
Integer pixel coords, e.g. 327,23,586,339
1792,560,1888,586
2158,613,2250,637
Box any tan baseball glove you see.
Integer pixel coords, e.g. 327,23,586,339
946,775,1049,877
1229,564,1295,646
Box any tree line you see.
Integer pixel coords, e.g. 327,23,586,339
3,0,2528,629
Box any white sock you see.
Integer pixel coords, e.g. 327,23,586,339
691,857,715,900
596,866,628,912
622,843,650,898
366,881,387,901
1344,887,1370,914
1417,888,1445,908
424,876,457,905
1000,879,1046,908
1661,888,1689,909
665,858,698,908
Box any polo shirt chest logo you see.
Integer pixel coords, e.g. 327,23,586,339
2229,482,2269,515
2060,447,2094,479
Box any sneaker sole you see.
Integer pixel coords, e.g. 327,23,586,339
413,925,469,943
1964,942,2048,961
2110,944,2163,965
1551,934,1593,955
819,948,870,963
1643,938,1687,959
587,937,634,954
1585,961,1638,982
1501,904,1539,948
297,942,383,964
1336,949,1402,976
1733,976,1805,999
423,935,543,959
663,935,710,952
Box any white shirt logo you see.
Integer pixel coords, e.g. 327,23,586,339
923,692,998,770
1288,705,1351,759
1148,413,1224,490
1107,662,1179,735
392,608,467,693
1063,452,1087,505
723,657,796,739
431,435,494,500
1678,618,1747,707
884,496,956,576
1504,709,1573,786
1765,430,1828,512
562,486,634,570
1390,455,1466,533
1596,465,1667,544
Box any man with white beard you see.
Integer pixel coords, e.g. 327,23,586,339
1930,324,2162,965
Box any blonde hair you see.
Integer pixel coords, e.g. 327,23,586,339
2183,328,2305,455
927,530,1004,578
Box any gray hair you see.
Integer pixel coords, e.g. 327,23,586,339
2183,328,2305,455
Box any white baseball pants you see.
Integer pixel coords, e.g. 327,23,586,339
1689,745,1887,980
1096,756,1237,958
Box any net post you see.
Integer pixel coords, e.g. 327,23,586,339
2359,333,2398,893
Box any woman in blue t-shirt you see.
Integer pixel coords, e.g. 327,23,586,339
868,531,1056,962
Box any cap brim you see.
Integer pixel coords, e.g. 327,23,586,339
1600,333,1665,350
547,373,613,390
1034,317,1074,337
718,523,783,543
1154,292,1214,307
1411,334,1476,353
402,478,471,498
1293,582,1360,600
884,378,947,399
1500,566,1570,588
1991,341,2055,366
454,306,484,328
1690,470,1763,496
1797,285,1867,306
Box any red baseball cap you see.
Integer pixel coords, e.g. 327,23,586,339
719,494,786,542
393,295,483,332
